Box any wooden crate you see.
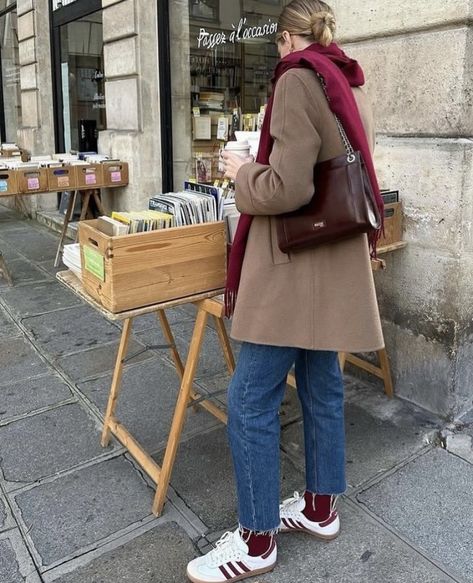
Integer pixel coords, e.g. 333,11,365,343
79,220,227,313
379,202,403,247
17,168,48,194
75,164,105,189
0,169,18,196
102,161,129,187
47,165,78,191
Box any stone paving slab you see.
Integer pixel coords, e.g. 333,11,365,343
0,259,52,288
0,403,108,488
36,260,64,278
0,375,74,425
344,378,441,431
0,529,42,583
0,221,33,236
357,448,473,582
0,493,7,531
136,319,241,380
55,337,152,382
0,306,21,338
13,456,155,569
127,306,194,332
77,358,221,453
1,282,81,318
259,499,456,583
0,240,23,263
282,400,433,492
0,337,48,387
23,306,120,358
154,426,305,532
0,227,58,262
47,522,197,583
0,490,16,533
441,429,473,465
0,205,21,221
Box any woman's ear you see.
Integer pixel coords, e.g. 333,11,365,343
282,30,291,46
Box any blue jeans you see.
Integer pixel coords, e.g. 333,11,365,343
227,342,346,532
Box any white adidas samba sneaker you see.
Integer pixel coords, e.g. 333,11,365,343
279,492,340,540
187,529,277,583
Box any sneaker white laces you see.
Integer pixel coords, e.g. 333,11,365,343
207,531,243,567
280,491,302,515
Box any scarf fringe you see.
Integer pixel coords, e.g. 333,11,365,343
225,289,237,319
369,224,385,259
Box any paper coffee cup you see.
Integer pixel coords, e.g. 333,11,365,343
224,140,251,159
219,140,252,173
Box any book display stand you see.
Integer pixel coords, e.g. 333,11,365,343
57,270,233,517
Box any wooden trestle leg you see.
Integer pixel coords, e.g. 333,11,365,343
101,318,134,447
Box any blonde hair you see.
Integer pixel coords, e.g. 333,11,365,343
277,0,336,47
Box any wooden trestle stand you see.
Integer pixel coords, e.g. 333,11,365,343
57,270,234,516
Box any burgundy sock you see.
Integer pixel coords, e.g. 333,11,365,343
302,491,333,522
240,528,273,557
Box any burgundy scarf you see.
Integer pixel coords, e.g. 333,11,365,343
225,42,384,318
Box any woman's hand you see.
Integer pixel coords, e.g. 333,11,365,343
222,151,254,181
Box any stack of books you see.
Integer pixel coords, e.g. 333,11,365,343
149,182,223,226
198,91,224,112
110,211,174,234
62,243,81,278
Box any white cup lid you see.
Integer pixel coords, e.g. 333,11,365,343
225,140,250,150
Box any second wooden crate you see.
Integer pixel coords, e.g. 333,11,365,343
379,202,403,247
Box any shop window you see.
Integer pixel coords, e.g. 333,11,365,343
0,3,21,143
58,10,106,152
169,0,289,189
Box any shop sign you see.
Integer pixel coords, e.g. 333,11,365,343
197,17,278,49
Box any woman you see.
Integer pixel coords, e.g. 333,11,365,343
187,1,384,581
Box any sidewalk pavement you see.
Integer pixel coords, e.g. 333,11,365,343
0,202,472,583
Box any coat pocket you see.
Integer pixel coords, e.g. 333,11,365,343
269,217,291,265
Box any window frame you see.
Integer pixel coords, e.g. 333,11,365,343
157,0,174,192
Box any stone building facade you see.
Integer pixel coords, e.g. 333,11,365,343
5,0,473,418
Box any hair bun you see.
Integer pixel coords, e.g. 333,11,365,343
310,10,336,46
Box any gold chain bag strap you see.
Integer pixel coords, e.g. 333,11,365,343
276,75,381,254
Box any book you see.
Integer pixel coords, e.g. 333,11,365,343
97,216,129,236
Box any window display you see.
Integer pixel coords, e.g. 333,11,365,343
170,0,290,188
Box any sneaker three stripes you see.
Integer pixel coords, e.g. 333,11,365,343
218,539,276,580
219,561,250,579
281,517,304,529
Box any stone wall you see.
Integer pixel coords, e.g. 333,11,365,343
98,0,162,211
16,0,56,213
331,0,473,416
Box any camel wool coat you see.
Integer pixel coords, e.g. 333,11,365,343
230,68,384,352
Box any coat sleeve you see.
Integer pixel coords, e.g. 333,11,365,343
235,70,322,215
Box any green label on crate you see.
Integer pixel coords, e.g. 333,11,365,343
83,246,105,281
0,180,7,192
